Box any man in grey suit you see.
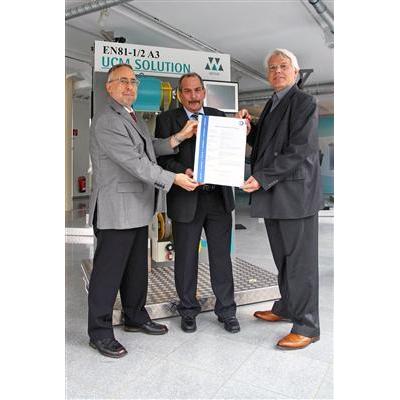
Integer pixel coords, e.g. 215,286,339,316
88,63,199,358
241,49,321,350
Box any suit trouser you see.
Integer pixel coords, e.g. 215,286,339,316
88,226,150,340
264,214,320,338
172,190,236,319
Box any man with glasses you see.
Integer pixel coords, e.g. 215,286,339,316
154,72,240,334
88,63,199,358
240,49,321,350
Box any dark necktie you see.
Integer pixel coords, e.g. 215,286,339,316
269,93,279,112
190,112,204,120
129,111,137,122
129,111,147,154
188,113,203,164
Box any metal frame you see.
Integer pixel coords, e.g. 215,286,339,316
81,257,279,324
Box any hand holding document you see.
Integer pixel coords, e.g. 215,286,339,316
193,115,247,187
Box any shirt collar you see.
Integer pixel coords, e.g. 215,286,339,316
274,83,295,102
124,106,134,114
183,106,205,119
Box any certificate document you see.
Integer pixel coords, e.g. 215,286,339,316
193,115,247,187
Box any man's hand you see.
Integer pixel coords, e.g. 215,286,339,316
185,168,194,178
235,108,252,135
242,176,260,193
174,173,199,191
235,109,251,120
177,120,198,140
170,120,198,148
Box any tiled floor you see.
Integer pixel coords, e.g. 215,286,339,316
65,191,333,399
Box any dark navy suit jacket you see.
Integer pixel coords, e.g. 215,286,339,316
155,106,235,223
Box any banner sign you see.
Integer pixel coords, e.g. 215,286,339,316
94,41,231,81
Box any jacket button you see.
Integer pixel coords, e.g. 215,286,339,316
274,152,278,156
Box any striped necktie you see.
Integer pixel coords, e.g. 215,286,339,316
129,111,137,122
190,112,203,120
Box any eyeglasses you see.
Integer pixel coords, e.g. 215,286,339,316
108,77,140,87
268,63,291,72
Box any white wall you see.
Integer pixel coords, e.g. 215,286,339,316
72,97,90,197
65,78,74,210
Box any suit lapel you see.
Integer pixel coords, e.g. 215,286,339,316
251,99,273,164
256,99,273,131
255,86,298,163
108,97,148,140
176,107,189,129
108,97,154,159
175,106,196,149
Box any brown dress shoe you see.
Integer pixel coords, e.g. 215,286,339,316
277,333,320,350
253,310,289,322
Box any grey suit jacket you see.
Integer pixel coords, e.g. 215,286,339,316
89,97,176,229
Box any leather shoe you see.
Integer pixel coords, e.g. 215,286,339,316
277,333,320,350
181,316,197,332
218,316,240,333
89,338,127,358
124,320,168,335
254,310,290,322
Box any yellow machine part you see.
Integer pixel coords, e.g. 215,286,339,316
161,82,172,111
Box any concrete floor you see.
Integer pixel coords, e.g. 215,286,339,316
65,191,333,399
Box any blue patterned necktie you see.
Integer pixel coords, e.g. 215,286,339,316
190,112,203,120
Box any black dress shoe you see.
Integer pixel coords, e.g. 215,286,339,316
124,320,168,335
89,338,127,358
218,316,240,333
181,316,197,332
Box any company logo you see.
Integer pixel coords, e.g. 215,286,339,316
205,57,224,72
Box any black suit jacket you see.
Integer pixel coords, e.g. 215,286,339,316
247,85,322,219
155,106,235,223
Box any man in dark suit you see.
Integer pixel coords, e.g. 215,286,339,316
154,73,240,333
88,64,199,358
241,49,322,350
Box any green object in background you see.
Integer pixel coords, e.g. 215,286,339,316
133,76,162,112
318,115,334,195
318,115,334,137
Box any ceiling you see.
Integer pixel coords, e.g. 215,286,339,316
65,0,334,115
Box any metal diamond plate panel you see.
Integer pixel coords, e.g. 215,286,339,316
81,258,279,324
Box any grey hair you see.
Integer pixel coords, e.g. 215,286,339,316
106,63,133,82
264,49,300,71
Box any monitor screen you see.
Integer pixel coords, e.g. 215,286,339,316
203,80,239,113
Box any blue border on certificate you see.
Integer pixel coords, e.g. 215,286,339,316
197,115,209,183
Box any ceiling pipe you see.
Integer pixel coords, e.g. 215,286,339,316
65,0,133,21
308,0,334,33
119,3,267,84
239,82,334,105
66,0,267,84
65,1,330,86
65,55,92,65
